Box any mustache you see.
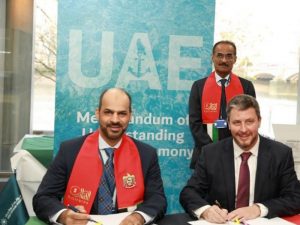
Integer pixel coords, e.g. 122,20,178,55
219,63,229,67
108,122,122,126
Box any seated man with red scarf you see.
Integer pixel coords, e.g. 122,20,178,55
33,88,167,225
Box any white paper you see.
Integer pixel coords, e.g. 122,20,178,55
269,217,296,225
87,212,131,225
188,217,295,225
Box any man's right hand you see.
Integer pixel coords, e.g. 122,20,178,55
58,206,90,225
201,205,228,224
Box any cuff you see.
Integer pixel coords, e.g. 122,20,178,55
49,208,67,224
135,211,153,224
255,203,268,217
194,205,211,219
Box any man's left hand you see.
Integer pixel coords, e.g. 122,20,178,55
119,212,145,225
227,204,260,222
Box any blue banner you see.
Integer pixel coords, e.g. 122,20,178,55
55,0,215,213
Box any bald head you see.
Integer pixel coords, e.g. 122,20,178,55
98,88,132,112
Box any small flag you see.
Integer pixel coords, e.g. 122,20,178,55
207,123,219,142
0,174,29,225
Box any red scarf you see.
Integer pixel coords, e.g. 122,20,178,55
63,130,144,213
202,72,244,123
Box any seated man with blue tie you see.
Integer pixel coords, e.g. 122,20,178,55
180,94,300,224
33,88,167,225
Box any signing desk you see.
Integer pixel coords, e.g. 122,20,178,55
26,213,300,225
157,213,300,225
26,213,192,225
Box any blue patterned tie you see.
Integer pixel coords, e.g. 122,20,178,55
98,148,115,214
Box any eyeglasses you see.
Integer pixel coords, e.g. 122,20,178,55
214,53,236,61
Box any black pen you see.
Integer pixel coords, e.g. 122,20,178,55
67,205,102,224
214,200,222,208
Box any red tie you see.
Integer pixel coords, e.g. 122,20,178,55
236,152,252,208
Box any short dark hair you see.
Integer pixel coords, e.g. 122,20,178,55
227,94,261,120
98,88,132,112
212,40,237,55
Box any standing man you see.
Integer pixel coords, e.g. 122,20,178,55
180,94,300,223
189,40,256,169
33,88,167,225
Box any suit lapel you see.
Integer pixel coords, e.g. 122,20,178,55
221,139,236,211
254,136,271,202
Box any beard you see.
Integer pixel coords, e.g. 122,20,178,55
100,122,127,142
233,134,258,151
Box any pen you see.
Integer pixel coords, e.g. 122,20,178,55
233,218,250,225
214,200,222,208
67,205,102,224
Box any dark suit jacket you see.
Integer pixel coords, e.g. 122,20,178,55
33,134,167,223
189,75,256,168
180,135,300,218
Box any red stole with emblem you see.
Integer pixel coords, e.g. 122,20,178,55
63,130,144,213
202,72,244,123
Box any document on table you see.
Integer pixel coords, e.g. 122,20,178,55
87,212,131,225
188,217,295,225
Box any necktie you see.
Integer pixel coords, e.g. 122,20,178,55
98,148,115,214
236,152,252,208
220,79,227,119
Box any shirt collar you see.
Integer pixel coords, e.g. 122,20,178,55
98,132,122,150
233,135,260,159
215,73,230,86
215,73,230,82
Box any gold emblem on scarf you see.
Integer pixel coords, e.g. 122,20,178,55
204,103,217,112
123,173,136,188
70,185,91,201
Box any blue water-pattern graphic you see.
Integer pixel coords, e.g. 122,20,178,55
55,0,215,213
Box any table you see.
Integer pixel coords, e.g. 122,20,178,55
157,213,193,225
26,214,194,225
26,213,300,225
157,213,300,225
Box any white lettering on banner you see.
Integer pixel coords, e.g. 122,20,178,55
127,129,184,144
68,30,203,90
82,128,94,136
168,35,203,90
69,30,114,88
116,33,162,89
77,112,187,126
158,148,193,160
77,112,190,146
77,112,98,123
176,115,189,126
130,113,173,125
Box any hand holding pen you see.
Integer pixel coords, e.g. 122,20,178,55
201,200,228,223
215,201,251,225
66,205,102,225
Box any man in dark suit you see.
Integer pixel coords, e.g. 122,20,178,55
189,40,256,169
180,94,300,223
33,88,167,225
